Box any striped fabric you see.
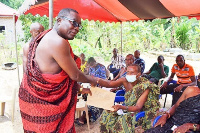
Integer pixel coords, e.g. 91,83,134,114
19,29,80,133
171,63,195,84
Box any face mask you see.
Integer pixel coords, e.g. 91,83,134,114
197,80,200,88
126,75,137,83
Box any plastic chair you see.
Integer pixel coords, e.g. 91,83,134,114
0,88,16,122
76,98,90,131
136,111,145,121
152,115,162,127
116,90,125,96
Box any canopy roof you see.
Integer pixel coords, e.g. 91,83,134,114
0,2,18,16
19,0,200,22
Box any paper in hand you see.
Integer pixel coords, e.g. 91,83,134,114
87,87,116,111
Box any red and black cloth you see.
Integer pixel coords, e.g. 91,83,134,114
19,29,81,133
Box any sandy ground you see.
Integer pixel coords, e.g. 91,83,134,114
0,52,199,133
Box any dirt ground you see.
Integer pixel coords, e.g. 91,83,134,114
0,52,199,133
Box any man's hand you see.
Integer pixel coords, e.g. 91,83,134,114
111,105,121,112
159,63,164,68
160,81,168,89
110,88,118,92
154,115,168,127
173,123,191,133
174,85,183,92
81,88,92,96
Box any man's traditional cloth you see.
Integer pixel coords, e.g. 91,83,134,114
134,57,145,73
145,94,200,133
100,77,160,133
19,30,80,133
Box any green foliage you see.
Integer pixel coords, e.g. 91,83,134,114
19,14,50,42
0,0,25,9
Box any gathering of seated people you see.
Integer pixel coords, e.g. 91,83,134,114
78,51,199,133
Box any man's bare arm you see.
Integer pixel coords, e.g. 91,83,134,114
52,39,95,83
22,43,29,73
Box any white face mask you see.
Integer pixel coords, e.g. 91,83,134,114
126,74,137,83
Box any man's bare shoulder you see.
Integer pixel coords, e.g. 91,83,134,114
42,30,70,49
184,86,199,97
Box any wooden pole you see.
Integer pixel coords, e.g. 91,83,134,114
120,22,123,55
13,14,20,87
49,0,53,29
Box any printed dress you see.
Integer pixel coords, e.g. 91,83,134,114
100,77,160,133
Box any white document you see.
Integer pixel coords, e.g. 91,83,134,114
87,87,116,111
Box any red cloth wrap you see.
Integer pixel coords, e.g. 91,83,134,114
19,29,81,133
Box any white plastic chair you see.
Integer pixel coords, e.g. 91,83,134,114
0,88,16,122
76,98,90,131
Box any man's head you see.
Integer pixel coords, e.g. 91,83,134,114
55,8,81,40
126,64,141,82
134,50,140,59
80,53,85,62
113,48,118,56
88,57,96,68
157,55,164,64
197,73,200,88
125,54,134,67
176,55,185,68
30,22,44,39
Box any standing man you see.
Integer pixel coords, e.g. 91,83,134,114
142,55,169,85
134,50,145,73
19,8,96,133
23,22,44,72
107,48,124,78
160,55,196,105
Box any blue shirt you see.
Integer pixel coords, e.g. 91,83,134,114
134,58,145,73
89,64,107,79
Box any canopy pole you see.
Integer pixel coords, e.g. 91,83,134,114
120,22,123,55
49,0,53,28
13,14,20,87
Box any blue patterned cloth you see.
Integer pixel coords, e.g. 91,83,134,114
89,63,107,79
134,58,145,73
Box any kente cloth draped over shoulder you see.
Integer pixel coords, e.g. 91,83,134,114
100,77,160,133
145,94,200,133
19,29,81,133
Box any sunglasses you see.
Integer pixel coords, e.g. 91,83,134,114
61,16,82,29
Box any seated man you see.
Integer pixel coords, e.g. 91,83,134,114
87,57,107,79
96,64,160,132
145,82,200,133
160,55,196,105
110,54,134,92
107,48,125,78
142,55,169,85
134,50,145,73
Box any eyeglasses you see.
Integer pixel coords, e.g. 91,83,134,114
61,16,82,29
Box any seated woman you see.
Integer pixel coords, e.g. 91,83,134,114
96,64,160,132
145,79,200,133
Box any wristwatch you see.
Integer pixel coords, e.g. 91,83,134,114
193,124,197,131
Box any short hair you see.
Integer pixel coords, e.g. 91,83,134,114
57,8,79,18
113,48,118,53
176,55,185,60
126,54,134,58
128,64,141,73
88,57,96,64
158,55,164,60
30,22,44,31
